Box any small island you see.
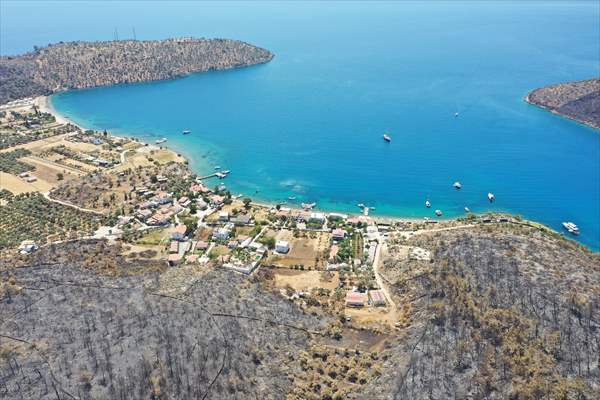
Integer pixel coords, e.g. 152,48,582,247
0,37,274,104
526,78,600,130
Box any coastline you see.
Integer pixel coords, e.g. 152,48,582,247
38,94,432,224
41,95,597,250
524,81,600,132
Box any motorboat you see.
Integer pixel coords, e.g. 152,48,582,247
562,222,580,235
488,192,495,202
453,181,462,190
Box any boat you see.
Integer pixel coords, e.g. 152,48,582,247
435,209,443,216
214,166,221,170
454,112,460,118
301,202,316,210
217,184,227,191
222,170,230,175
155,138,167,144
562,222,580,235
464,207,470,213
383,133,391,142
363,207,369,216
288,196,296,200
453,181,462,190
357,203,365,208
425,200,431,208
182,129,191,135
488,192,495,202
215,172,227,179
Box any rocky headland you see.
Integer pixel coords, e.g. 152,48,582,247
0,38,274,104
526,78,600,130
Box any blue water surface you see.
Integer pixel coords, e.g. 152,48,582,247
3,1,599,249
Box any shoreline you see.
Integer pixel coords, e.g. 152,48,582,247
40,95,597,250
524,83,600,132
38,94,445,224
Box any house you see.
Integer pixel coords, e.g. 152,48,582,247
154,191,172,205
369,290,386,306
196,199,208,210
178,196,191,207
210,195,224,207
309,212,326,223
218,211,229,221
275,240,290,254
168,253,183,266
231,214,252,226
156,175,168,183
136,209,153,221
138,201,156,210
169,241,179,253
185,254,199,263
25,176,37,183
227,240,238,249
213,223,233,241
332,228,347,241
345,291,367,308
171,224,187,241
196,241,209,251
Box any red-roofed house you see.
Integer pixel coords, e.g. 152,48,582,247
345,291,367,308
369,290,386,306
171,224,187,241
332,228,347,241
168,253,182,266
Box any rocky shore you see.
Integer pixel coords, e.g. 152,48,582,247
526,78,600,130
0,37,274,104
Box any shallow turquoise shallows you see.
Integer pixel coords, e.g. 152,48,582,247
5,1,599,249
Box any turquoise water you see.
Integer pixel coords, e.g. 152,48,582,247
3,1,599,249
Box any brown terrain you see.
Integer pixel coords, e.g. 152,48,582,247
527,78,600,130
0,37,274,104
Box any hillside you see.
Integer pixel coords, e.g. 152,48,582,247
0,38,274,104
527,78,600,130
362,223,600,399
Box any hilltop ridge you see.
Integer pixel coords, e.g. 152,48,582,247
0,37,274,104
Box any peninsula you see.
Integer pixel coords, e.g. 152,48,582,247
0,37,274,104
526,78,600,130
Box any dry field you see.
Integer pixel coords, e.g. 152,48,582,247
0,171,53,193
268,229,331,269
273,269,340,292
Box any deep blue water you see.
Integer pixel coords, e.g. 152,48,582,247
3,1,599,249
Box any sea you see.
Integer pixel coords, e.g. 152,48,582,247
2,1,599,249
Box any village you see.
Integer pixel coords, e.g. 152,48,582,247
0,99,528,330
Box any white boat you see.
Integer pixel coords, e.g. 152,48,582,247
383,133,391,142
214,166,221,170
288,196,296,200
488,192,495,202
357,203,365,208
425,200,431,208
562,222,580,235
464,207,470,213
454,112,460,118
453,181,462,190
155,138,167,144
435,209,443,216
182,129,191,135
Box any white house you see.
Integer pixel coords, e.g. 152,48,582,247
219,211,229,221
275,240,290,254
